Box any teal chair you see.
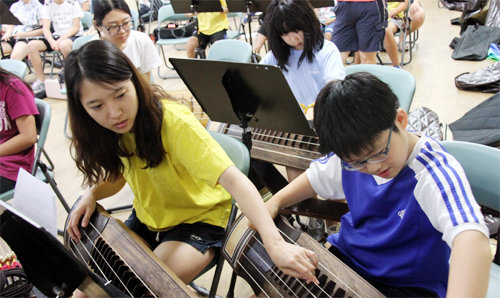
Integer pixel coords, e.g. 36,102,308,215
0,59,28,79
441,141,500,298
206,39,252,63
226,12,246,41
81,11,94,31
189,131,250,297
130,9,139,30
345,64,416,113
156,4,191,79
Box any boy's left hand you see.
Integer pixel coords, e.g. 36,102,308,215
266,240,319,284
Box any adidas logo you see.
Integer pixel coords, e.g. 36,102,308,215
398,209,406,219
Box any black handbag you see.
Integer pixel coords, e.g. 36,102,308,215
155,22,195,41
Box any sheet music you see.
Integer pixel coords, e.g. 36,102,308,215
10,168,57,236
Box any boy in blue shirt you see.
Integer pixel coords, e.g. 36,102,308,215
265,72,491,297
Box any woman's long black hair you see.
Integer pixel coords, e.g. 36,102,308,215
64,40,166,186
265,0,324,71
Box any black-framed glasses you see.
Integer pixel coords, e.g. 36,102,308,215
341,124,394,171
104,20,133,36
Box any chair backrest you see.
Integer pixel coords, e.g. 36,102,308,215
344,64,416,113
208,131,250,175
157,4,189,24
207,39,252,63
81,11,94,31
130,9,139,29
440,141,500,212
0,59,28,79
72,34,97,50
32,98,51,176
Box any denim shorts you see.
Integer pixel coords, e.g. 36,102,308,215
124,209,225,254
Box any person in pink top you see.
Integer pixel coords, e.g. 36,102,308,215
0,67,38,192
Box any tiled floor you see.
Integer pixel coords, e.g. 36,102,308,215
14,0,497,295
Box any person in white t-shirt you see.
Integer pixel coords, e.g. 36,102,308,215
1,0,43,59
25,0,83,94
92,0,160,83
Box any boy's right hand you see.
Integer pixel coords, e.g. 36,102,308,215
66,194,97,242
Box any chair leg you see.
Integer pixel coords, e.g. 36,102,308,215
42,148,55,171
157,45,180,79
63,107,71,139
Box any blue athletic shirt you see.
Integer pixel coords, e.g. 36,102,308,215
306,134,488,297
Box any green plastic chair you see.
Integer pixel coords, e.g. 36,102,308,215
440,141,500,215
345,64,416,113
189,131,250,297
440,140,500,298
0,59,28,79
206,39,252,63
81,11,94,31
156,4,191,79
226,12,246,41
130,9,139,30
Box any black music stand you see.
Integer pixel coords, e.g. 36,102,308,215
0,1,21,58
170,0,223,14
0,201,125,297
169,58,315,149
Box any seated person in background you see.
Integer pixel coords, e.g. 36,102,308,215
406,0,425,41
0,0,43,60
260,0,345,181
25,0,83,94
331,0,386,64
186,0,229,58
384,0,408,68
0,67,38,193
317,6,336,41
265,72,492,297
92,0,160,83
261,0,344,115
65,40,319,286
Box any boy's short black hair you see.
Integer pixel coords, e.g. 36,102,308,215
313,72,400,159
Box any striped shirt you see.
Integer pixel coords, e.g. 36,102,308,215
306,134,488,297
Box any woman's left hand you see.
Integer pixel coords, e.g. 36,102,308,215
266,240,319,284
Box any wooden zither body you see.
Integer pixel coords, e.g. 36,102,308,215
63,203,194,297
222,215,384,298
219,124,322,170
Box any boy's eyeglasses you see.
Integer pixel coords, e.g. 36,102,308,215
341,124,394,171
104,20,133,36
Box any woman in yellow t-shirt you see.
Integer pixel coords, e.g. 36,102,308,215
64,39,319,285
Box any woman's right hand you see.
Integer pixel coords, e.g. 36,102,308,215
66,193,97,242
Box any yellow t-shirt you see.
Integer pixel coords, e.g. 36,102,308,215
197,0,229,35
388,2,405,19
120,100,233,231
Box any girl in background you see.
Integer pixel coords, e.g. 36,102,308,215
0,67,38,192
261,0,345,114
65,40,319,285
92,0,159,83
260,0,345,182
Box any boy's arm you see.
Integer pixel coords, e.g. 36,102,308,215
59,17,81,40
447,230,491,297
266,172,317,219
